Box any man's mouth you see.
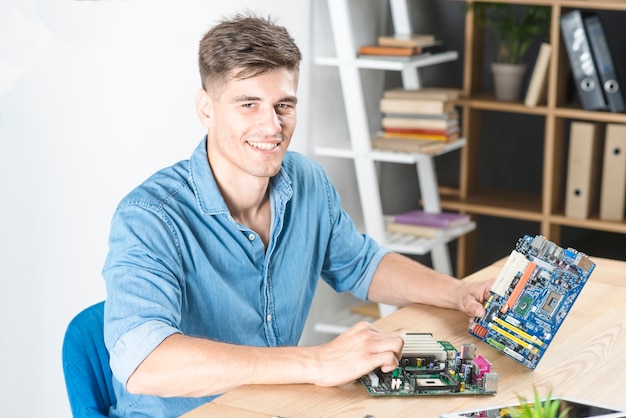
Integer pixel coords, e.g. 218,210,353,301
248,141,279,151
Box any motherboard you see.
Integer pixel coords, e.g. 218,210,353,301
469,234,595,370
360,333,498,396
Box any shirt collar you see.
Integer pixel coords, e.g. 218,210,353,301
188,136,293,215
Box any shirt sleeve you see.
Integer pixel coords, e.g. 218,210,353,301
318,168,391,300
102,201,184,386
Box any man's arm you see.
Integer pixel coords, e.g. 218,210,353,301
126,320,403,398
367,252,493,318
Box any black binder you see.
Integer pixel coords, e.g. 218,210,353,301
560,10,608,111
584,14,625,113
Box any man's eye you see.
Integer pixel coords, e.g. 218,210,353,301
242,103,255,108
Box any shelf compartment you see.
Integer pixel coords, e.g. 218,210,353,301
384,221,476,255
550,213,626,234
441,189,543,221
457,95,549,116
315,50,458,71
314,138,466,163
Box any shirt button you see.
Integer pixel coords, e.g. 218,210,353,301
267,314,272,322
248,233,255,241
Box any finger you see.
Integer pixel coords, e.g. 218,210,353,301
378,352,400,373
376,332,404,351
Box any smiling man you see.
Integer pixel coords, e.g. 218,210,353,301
102,13,492,417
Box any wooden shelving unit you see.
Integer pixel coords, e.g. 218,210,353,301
444,0,626,275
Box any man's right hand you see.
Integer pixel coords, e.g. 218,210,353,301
308,321,404,387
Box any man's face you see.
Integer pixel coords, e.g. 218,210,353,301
199,68,298,182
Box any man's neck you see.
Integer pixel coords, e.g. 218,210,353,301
213,170,272,247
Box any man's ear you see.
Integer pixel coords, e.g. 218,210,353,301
195,89,214,128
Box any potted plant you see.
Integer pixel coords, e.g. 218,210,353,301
511,388,571,418
470,2,551,101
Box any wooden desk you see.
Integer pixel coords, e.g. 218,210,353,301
184,257,626,418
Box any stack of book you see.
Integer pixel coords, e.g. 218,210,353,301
386,209,471,238
372,87,461,153
358,33,442,60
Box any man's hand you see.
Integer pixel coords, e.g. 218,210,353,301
309,321,403,387
455,277,495,318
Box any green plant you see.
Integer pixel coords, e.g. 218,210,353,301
513,388,571,418
470,2,550,64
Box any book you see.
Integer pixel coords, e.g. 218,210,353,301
524,43,552,107
565,121,605,219
380,97,455,115
382,130,459,142
560,10,608,111
584,14,625,113
599,124,626,221
371,135,448,154
392,209,470,228
383,126,458,136
382,115,458,130
383,87,461,101
377,33,436,48
386,219,473,238
381,117,459,131
358,45,424,57
386,221,444,238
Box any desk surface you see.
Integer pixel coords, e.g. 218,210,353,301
184,257,626,418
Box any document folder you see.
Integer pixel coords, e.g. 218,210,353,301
599,124,626,221
560,10,607,111
584,14,625,113
565,122,604,219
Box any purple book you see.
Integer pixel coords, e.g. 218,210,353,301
393,210,470,228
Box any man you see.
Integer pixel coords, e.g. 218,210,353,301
103,13,492,417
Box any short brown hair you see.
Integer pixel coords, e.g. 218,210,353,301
198,13,302,95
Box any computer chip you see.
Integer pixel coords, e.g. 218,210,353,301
469,234,595,370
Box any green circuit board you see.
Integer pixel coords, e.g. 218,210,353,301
360,333,497,397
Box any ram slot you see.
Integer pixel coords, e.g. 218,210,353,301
494,317,544,347
488,323,539,354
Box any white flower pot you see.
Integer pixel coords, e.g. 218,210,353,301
491,62,528,101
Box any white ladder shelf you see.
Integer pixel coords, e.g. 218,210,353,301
313,0,474,328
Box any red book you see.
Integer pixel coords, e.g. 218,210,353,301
392,210,470,228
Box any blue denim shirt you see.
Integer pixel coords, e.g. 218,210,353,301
102,137,389,417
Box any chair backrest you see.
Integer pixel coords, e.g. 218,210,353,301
62,301,116,417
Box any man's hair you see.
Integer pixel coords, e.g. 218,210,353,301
198,13,302,95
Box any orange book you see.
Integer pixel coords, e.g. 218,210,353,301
358,45,423,56
382,131,459,142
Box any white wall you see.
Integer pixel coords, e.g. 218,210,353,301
0,1,313,415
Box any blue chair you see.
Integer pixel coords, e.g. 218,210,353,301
62,301,116,417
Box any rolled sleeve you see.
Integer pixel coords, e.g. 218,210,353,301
109,320,181,386
350,245,391,300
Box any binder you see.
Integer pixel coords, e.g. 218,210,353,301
599,124,626,221
584,14,625,113
560,10,607,111
565,122,604,219
524,43,552,107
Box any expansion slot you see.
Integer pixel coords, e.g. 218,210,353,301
488,323,539,354
493,317,544,347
